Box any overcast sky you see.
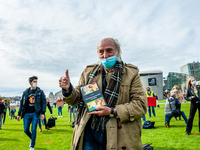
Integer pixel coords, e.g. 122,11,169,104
0,0,200,97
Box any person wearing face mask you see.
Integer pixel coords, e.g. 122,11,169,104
10,101,16,120
146,87,156,117
17,76,46,150
171,85,183,121
59,38,147,150
185,77,200,135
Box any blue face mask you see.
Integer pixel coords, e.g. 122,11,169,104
100,55,117,69
191,81,196,85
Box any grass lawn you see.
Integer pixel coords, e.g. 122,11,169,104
0,102,199,150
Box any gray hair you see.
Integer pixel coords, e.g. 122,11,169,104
96,37,122,56
97,37,122,64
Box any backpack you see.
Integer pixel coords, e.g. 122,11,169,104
142,121,155,129
143,143,153,150
47,117,57,129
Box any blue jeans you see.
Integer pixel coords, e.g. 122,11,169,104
70,108,76,122
23,112,39,148
148,106,156,117
0,114,3,128
165,111,188,126
83,125,106,150
58,107,62,116
142,116,146,122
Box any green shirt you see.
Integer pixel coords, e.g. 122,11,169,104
194,91,198,97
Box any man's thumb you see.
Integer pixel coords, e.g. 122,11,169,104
65,69,69,79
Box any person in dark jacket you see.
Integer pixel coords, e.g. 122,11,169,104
17,76,46,150
185,77,200,135
0,97,5,129
3,99,8,125
38,100,53,131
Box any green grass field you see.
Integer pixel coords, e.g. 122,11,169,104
0,102,199,150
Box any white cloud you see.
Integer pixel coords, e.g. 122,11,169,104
0,0,200,96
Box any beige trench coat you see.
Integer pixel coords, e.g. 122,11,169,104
63,63,147,150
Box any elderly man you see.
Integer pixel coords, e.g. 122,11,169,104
59,38,147,150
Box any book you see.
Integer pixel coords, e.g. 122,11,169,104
79,81,107,112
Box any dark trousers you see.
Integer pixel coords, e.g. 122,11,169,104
186,102,200,133
38,115,47,129
3,112,6,123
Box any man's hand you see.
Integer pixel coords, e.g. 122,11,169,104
17,116,20,121
192,96,195,99
59,69,70,91
50,114,53,117
41,114,45,120
88,107,112,116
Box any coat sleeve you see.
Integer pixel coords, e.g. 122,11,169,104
185,87,198,102
115,72,147,123
18,93,24,116
41,91,47,114
47,102,52,114
63,73,86,106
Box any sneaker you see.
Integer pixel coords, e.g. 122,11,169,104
30,147,34,150
0,127,2,129
165,121,169,128
61,116,63,117
29,141,31,147
175,118,177,121
186,132,190,135
3,123,6,125
58,116,60,117
39,128,42,132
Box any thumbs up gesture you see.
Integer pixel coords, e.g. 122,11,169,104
59,70,70,91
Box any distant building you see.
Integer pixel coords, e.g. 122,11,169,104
48,92,56,103
11,96,21,107
163,72,190,94
55,90,62,100
181,61,200,81
139,70,163,100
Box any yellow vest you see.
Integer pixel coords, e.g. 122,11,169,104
146,91,154,97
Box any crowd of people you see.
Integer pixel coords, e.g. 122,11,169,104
1,38,200,150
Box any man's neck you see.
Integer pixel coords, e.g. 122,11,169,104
104,67,114,73
31,87,36,90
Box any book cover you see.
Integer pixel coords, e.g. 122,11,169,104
79,81,107,112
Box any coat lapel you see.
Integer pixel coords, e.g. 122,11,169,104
191,86,195,96
88,66,103,93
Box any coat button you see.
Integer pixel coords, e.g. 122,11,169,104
122,146,126,149
118,124,122,129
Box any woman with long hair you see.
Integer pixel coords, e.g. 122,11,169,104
171,85,182,121
185,77,200,135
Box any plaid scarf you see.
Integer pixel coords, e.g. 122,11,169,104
76,61,123,132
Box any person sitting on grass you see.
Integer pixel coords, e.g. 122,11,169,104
165,92,188,127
